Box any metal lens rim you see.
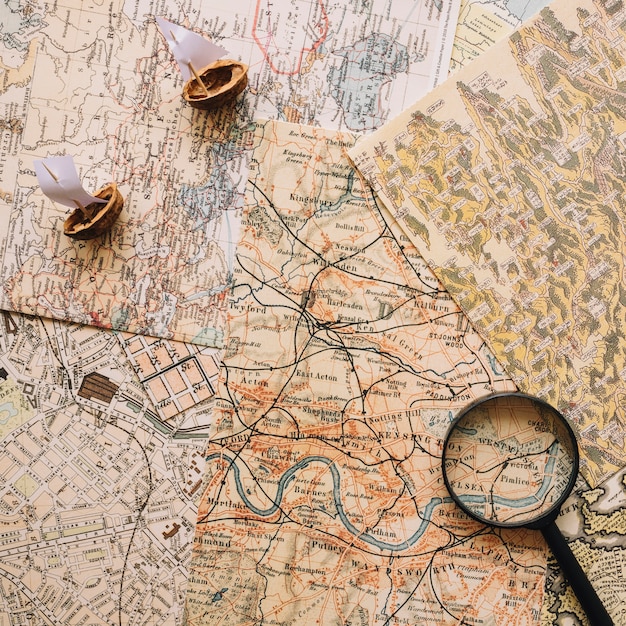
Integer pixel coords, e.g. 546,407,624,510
441,392,580,528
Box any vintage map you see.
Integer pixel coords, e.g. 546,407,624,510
350,0,626,487
178,0,461,132
0,310,209,625
0,2,484,624
2,1,626,625
547,469,626,624
184,120,552,625
451,0,552,72
0,0,459,348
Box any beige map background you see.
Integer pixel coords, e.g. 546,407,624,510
451,0,552,72
1,0,626,624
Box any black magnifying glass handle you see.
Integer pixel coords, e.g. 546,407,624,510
541,521,613,625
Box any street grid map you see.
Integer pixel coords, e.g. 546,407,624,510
0,311,209,625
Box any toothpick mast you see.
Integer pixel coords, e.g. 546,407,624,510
156,16,228,93
34,155,124,240
168,28,210,97
35,155,107,214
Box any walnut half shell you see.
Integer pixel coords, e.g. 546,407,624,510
63,182,124,240
183,59,248,110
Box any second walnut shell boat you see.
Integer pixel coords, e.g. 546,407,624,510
183,59,248,110
63,182,124,240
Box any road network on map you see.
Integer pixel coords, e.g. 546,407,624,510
184,120,548,626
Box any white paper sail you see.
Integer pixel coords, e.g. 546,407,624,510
156,16,228,82
34,155,107,209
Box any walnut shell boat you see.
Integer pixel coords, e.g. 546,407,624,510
183,59,248,110
63,182,124,240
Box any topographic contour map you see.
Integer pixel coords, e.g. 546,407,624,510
350,0,626,487
184,120,551,626
0,310,209,625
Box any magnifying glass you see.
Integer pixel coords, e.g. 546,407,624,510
442,392,613,626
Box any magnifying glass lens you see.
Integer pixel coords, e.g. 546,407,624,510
442,393,578,527
442,394,614,624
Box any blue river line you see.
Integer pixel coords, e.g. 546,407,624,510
206,453,452,552
459,441,562,511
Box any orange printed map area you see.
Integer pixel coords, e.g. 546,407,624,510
185,121,545,625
